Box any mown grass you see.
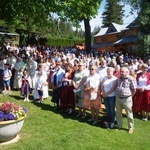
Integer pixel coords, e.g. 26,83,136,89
0,90,150,150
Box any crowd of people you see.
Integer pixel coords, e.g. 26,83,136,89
0,43,150,134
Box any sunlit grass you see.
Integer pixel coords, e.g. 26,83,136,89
0,90,149,150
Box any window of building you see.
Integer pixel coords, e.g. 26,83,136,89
101,37,107,42
130,45,138,51
117,35,123,40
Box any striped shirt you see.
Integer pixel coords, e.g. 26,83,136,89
116,75,136,98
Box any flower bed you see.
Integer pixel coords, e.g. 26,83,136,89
0,102,27,121
0,102,27,143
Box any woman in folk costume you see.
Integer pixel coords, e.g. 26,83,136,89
48,58,56,89
51,61,65,110
60,63,75,114
133,64,150,121
13,57,25,89
21,69,31,101
34,64,49,100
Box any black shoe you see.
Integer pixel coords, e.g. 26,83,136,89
104,121,109,129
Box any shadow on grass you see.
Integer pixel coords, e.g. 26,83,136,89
9,94,23,100
31,100,54,111
9,94,34,101
9,92,137,131
133,113,142,120
31,99,108,129
32,101,134,131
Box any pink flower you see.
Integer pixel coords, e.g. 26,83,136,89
0,102,27,121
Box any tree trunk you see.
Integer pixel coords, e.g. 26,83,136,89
84,19,91,54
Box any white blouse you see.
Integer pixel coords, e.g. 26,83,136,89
84,73,100,89
136,76,150,90
103,76,117,97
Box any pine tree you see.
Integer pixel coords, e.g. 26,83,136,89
102,0,125,27
137,0,150,58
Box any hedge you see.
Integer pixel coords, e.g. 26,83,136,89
46,37,83,47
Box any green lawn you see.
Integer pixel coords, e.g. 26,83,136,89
0,90,150,150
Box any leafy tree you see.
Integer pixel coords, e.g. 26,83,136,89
56,0,102,54
137,0,149,35
137,0,150,58
0,20,6,28
123,0,150,57
0,0,91,46
102,0,125,27
138,35,150,53
0,0,57,39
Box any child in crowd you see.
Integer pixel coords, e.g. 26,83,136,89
35,71,45,103
21,69,31,101
2,63,12,95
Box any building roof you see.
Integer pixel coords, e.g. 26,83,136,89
112,22,129,32
6,33,19,36
93,27,108,37
114,36,138,45
0,32,5,35
0,32,19,36
93,22,129,37
126,20,138,28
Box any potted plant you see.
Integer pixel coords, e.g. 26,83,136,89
0,102,27,143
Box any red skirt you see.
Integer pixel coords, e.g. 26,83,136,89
142,90,150,112
48,71,53,88
60,85,75,110
133,89,150,112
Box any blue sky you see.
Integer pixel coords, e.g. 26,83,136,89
79,0,138,31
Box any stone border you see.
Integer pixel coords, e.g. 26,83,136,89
0,134,20,146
